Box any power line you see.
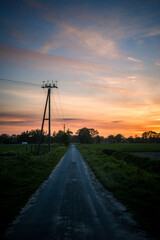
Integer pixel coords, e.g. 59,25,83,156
56,88,64,120
0,78,41,87
51,91,62,121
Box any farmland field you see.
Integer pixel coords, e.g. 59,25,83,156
81,143,160,152
0,143,49,155
77,143,160,239
0,145,69,237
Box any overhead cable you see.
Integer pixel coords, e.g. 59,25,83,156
0,78,41,87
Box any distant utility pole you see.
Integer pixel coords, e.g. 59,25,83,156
37,81,58,154
61,123,68,132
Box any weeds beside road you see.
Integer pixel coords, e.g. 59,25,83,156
0,145,69,237
77,144,160,239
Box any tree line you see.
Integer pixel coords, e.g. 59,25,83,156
0,129,160,145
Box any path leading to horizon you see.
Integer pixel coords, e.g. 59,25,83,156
3,145,140,240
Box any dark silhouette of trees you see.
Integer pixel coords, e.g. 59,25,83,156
0,134,11,144
107,135,115,143
127,136,134,143
76,127,99,143
114,134,124,143
93,135,104,144
0,129,160,144
53,129,73,146
142,131,160,143
16,129,47,144
107,134,124,143
142,131,157,139
17,131,30,143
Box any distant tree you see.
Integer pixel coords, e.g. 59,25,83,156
89,128,99,138
17,129,46,144
53,131,56,137
94,135,102,144
127,136,134,143
0,134,11,144
54,129,72,146
17,131,30,143
107,135,115,143
134,137,142,143
76,128,91,144
11,134,17,144
76,127,99,144
29,129,46,143
71,135,79,143
114,134,124,143
142,131,156,139
66,129,73,136
142,131,160,143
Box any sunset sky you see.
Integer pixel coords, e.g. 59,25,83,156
0,0,160,137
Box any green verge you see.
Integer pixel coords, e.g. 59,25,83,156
0,145,69,236
83,143,160,152
77,144,160,239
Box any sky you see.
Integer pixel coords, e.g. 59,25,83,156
0,0,160,137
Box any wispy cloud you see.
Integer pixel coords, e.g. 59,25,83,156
40,21,120,59
0,44,107,72
0,120,36,126
62,24,119,58
111,120,123,124
127,76,137,79
55,118,91,122
128,57,142,63
0,89,42,100
0,112,39,119
82,81,142,95
143,27,160,37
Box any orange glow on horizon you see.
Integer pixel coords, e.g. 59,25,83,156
0,116,159,138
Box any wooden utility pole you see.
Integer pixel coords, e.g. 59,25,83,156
37,81,58,154
61,123,68,132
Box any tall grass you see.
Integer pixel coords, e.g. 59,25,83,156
77,144,160,239
0,143,53,155
82,143,160,152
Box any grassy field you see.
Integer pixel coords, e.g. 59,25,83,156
0,145,69,236
0,143,50,155
85,143,160,152
77,143,160,239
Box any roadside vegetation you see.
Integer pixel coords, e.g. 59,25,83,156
0,145,69,237
77,144,160,239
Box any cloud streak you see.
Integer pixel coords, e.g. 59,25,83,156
143,27,160,37
50,23,119,58
0,120,36,126
0,44,109,72
82,81,142,96
128,57,142,63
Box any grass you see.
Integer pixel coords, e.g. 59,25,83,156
0,145,69,236
87,143,160,152
77,144,160,239
0,143,50,155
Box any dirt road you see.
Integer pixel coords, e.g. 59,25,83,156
3,145,149,240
